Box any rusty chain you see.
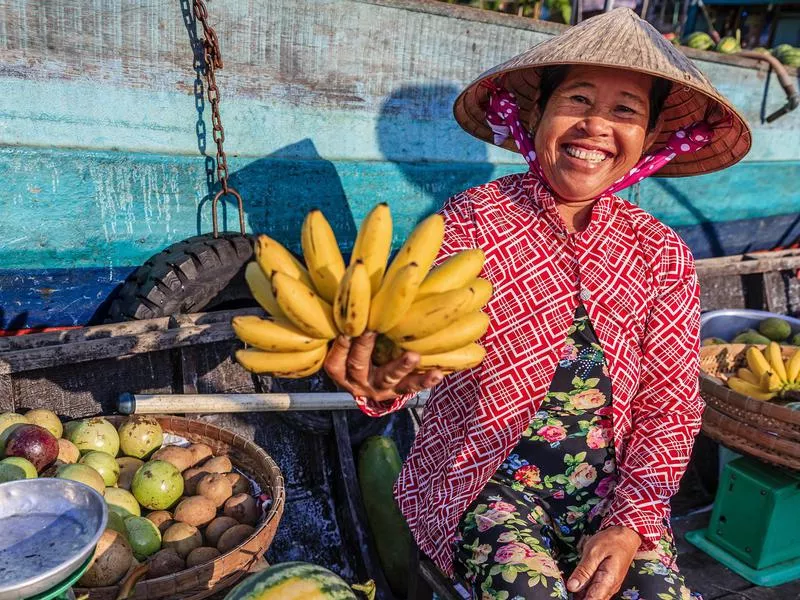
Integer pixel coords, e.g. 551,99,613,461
192,0,245,237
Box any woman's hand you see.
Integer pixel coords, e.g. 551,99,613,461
566,526,641,600
324,332,445,403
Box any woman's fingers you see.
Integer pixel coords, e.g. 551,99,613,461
345,332,377,386
373,351,420,390
323,335,353,389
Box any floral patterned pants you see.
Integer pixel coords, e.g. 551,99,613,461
452,306,699,600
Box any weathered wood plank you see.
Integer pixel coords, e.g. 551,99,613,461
0,323,234,374
0,317,171,352
11,352,176,416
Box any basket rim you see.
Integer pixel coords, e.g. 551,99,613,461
73,415,285,596
703,406,800,471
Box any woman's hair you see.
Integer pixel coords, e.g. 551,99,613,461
536,65,671,130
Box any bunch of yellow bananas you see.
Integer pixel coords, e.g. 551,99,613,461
232,204,492,378
726,342,800,401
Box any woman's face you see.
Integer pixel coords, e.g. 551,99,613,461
533,66,662,202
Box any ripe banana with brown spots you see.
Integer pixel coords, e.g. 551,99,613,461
417,249,485,299
383,214,444,284
333,260,371,337
244,262,286,320
232,315,328,352
271,271,338,339
301,209,346,303
367,262,424,333
416,343,486,372
386,283,477,342
351,203,393,295
235,345,327,378
399,311,490,355
255,234,314,288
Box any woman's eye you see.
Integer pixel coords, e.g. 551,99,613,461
571,95,590,104
616,105,637,114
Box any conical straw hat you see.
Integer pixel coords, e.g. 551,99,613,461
453,8,751,177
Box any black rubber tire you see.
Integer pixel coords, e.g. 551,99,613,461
104,233,255,322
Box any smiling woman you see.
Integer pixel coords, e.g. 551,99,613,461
323,7,751,600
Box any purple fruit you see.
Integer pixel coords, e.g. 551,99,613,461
5,424,59,473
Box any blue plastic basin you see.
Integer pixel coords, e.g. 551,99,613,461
700,309,800,342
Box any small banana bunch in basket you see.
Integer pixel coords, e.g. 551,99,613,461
232,204,492,378
726,342,800,401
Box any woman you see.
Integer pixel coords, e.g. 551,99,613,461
325,8,750,600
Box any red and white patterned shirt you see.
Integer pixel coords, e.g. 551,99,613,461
356,171,703,576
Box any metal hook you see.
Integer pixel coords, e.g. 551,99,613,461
211,186,246,238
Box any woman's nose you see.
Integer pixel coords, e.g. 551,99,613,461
577,115,612,138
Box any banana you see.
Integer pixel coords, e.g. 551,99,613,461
351,203,393,295
760,370,783,393
367,262,424,333
255,234,314,289
766,341,788,383
244,262,286,320
464,278,494,312
416,342,486,372
333,260,371,337
727,376,777,401
787,348,800,384
301,209,346,303
232,315,328,352
383,214,445,285
271,272,338,339
386,283,476,342
746,346,772,380
417,249,485,299
400,311,490,355
235,345,327,378
736,367,760,386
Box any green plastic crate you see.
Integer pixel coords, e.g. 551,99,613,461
705,457,800,570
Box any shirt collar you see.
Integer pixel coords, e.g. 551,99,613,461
521,171,615,240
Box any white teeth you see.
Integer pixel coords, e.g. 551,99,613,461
565,145,607,163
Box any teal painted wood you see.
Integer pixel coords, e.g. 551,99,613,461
1,145,798,270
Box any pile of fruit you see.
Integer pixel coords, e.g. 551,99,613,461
726,342,800,402
0,411,261,587
681,30,800,63
702,316,800,347
683,31,741,54
233,204,492,378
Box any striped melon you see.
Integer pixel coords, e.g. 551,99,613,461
223,562,359,600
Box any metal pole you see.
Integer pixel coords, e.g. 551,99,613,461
117,391,429,415
604,0,615,12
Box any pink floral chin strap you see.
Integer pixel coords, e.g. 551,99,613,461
482,80,715,196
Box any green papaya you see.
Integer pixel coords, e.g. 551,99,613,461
732,329,772,345
357,436,412,597
792,333,800,346
758,317,792,341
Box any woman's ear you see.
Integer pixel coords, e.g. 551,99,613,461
643,111,666,153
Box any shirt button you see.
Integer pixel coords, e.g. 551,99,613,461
556,231,567,240
580,288,591,301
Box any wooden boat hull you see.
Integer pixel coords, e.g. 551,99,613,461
1,0,798,329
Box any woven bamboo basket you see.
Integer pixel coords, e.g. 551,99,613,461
73,415,285,600
699,343,800,471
